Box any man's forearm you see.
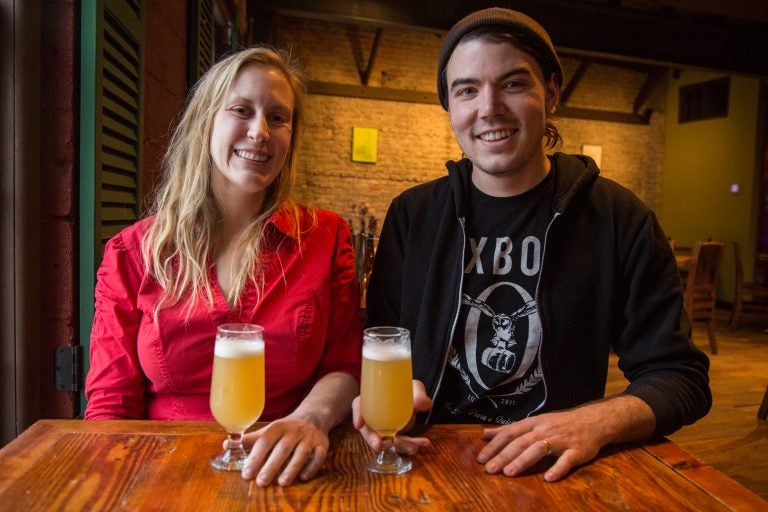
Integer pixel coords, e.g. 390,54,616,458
582,394,657,446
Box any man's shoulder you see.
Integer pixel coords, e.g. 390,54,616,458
393,175,452,205
553,153,647,212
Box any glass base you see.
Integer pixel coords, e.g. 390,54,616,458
210,441,249,472
365,449,412,475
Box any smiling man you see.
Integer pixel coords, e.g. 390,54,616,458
355,7,711,482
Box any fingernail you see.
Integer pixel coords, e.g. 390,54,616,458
242,467,254,479
257,474,269,487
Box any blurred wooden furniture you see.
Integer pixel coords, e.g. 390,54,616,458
676,253,692,273
760,384,768,420
684,242,724,354
729,241,768,331
1,420,767,511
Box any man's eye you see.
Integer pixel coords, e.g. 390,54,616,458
456,87,476,96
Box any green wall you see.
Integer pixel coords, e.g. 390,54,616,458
661,70,761,300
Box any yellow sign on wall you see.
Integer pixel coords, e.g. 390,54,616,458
352,127,378,163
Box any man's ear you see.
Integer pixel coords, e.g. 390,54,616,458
546,73,560,115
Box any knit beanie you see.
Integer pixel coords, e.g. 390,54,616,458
437,7,563,110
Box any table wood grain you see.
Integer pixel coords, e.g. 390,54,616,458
1,420,766,511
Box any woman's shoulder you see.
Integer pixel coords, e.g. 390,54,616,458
106,216,156,253
306,205,343,223
284,204,345,228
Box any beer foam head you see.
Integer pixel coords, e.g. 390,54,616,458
363,343,410,361
215,339,264,358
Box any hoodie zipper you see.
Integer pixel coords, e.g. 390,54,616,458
425,216,467,424
527,210,561,416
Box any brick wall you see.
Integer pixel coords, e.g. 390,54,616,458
276,17,666,231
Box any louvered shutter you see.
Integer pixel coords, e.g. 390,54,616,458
189,0,215,86
79,0,144,407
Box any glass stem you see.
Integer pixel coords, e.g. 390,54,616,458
377,436,396,463
227,432,245,456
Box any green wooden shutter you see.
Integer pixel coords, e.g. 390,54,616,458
189,0,215,86
80,0,145,410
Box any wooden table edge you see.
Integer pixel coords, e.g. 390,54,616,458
642,439,768,511
5,421,767,511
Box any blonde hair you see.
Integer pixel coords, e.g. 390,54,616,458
143,46,305,315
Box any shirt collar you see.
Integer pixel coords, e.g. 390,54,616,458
265,206,301,241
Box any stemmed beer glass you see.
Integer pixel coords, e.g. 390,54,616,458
360,326,414,474
209,323,265,471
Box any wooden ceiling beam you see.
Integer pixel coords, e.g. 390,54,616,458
252,0,768,77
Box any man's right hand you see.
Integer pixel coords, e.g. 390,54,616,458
352,379,433,454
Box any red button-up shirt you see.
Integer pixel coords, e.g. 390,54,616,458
85,207,362,421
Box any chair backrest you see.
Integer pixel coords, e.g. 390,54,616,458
733,240,744,285
688,242,724,289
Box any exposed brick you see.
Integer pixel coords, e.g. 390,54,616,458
275,18,666,230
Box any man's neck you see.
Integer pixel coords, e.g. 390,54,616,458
471,156,552,198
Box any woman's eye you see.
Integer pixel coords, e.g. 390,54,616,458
269,113,290,125
229,106,250,117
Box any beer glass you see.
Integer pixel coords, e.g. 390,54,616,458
360,326,414,474
209,323,265,471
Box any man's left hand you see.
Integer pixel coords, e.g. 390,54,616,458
477,395,656,482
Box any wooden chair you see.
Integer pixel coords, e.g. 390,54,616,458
729,241,768,331
759,384,768,420
683,242,724,354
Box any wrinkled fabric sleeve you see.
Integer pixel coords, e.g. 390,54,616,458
84,232,147,419
617,211,711,436
312,217,363,383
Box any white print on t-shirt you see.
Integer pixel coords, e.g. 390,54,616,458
462,294,536,373
465,235,541,276
461,282,542,395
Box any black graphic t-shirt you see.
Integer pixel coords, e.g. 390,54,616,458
431,169,557,424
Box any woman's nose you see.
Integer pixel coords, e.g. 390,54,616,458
247,115,269,142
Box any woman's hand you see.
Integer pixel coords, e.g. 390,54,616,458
352,379,433,454
237,371,358,487
239,415,329,487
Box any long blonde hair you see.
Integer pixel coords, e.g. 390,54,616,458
143,46,305,315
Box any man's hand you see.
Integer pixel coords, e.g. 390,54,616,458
239,416,329,487
477,395,656,482
352,379,433,454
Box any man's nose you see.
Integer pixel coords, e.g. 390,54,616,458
478,87,505,117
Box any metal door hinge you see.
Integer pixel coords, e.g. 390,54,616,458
55,345,83,392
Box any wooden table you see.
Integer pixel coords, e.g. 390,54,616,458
1,420,766,511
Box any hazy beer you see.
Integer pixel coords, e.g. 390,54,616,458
361,344,413,436
360,326,414,474
210,338,265,433
209,323,265,471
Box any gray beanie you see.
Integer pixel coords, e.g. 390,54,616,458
437,7,563,110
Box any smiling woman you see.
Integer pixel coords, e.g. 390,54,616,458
210,64,294,208
83,46,363,488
